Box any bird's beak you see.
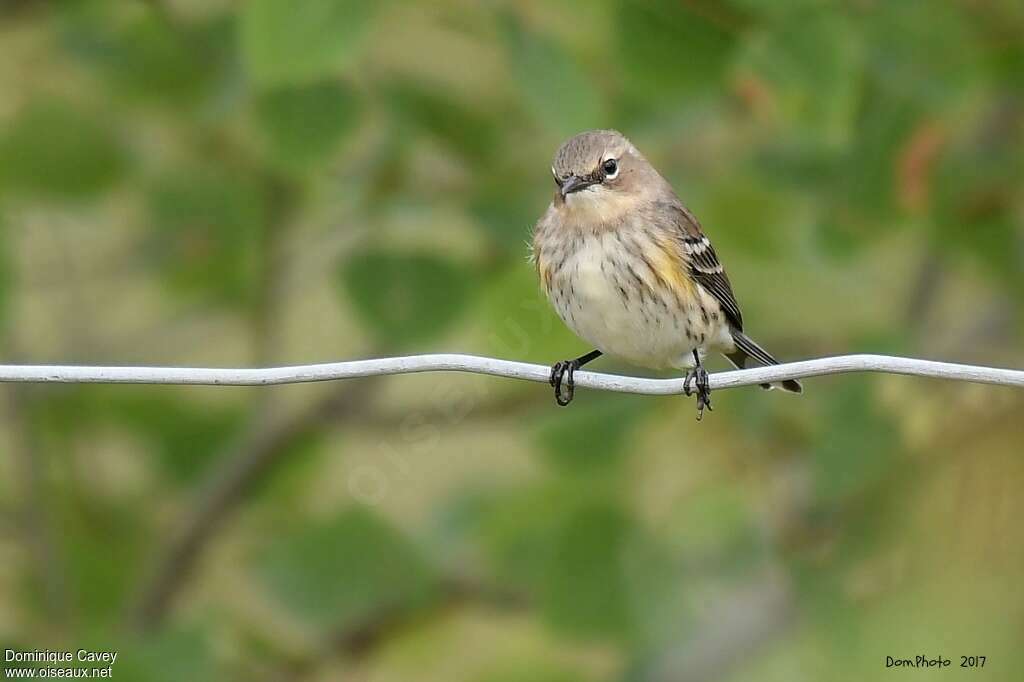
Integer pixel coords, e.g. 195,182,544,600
559,175,595,198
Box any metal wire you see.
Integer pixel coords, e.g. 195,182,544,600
1,354,1022,392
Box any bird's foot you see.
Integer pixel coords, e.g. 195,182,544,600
683,365,713,421
549,359,581,406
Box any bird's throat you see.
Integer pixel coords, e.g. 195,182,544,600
559,190,637,233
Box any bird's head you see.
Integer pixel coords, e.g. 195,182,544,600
550,129,659,223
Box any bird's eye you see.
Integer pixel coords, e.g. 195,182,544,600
602,158,619,178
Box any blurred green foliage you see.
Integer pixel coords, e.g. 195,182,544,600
239,0,375,87
0,99,127,199
255,80,360,173
258,508,436,629
340,249,474,348
1,1,1023,680
146,165,267,306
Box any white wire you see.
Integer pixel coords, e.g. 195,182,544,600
0,354,1022,393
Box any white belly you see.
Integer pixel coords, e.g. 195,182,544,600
546,232,731,369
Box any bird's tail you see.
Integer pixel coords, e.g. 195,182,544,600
724,331,803,394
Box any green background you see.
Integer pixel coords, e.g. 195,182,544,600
1,1,1023,680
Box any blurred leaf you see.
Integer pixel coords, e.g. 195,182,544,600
239,0,376,86
534,394,647,473
147,165,266,306
864,1,984,107
753,137,840,192
811,379,897,503
837,77,922,218
255,80,359,172
0,99,126,199
360,128,414,208
814,208,869,261
731,0,830,17
29,387,244,485
478,484,574,590
250,429,329,509
541,502,634,639
741,11,863,146
27,387,98,444
931,104,1024,292
386,80,499,163
500,14,603,134
477,483,678,638
258,507,436,628
618,0,739,105
114,628,215,682
0,215,8,329
111,392,245,485
425,486,495,564
704,178,788,258
470,175,541,253
477,661,587,682
60,12,225,105
815,77,924,258
58,498,150,627
477,264,579,362
340,249,473,347
670,487,762,572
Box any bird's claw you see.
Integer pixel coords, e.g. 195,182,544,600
549,359,579,406
683,366,712,421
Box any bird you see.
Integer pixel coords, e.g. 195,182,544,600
531,129,801,419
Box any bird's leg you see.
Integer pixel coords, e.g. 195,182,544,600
682,349,712,420
549,350,602,406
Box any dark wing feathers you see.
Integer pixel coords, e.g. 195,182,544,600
686,238,743,331
731,332,803,393
660,202,802,394
662,202,744,331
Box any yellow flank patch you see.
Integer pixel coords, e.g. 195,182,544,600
536,252,553,292
649,235,695,301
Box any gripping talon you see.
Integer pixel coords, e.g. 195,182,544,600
550,360,577,406
684,365,713,421
549,363,563,393
548,350,601,408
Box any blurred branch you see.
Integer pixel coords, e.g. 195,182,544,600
128,378,377,631
252,175,299,367
2,384,69,626
1,354,1023,391
905,248,945,333
281,576,528,682
331,576,526,661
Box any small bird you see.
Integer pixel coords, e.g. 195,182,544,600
531,130,801,419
